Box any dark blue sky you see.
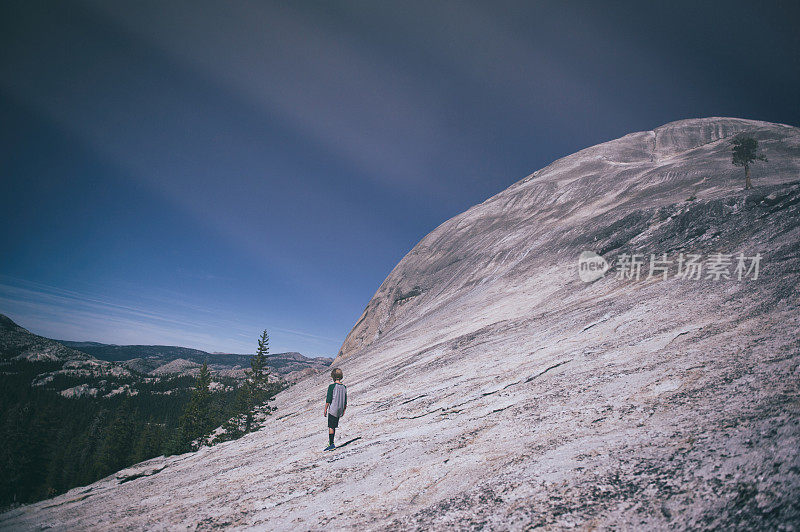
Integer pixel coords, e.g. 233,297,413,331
1,1,798,355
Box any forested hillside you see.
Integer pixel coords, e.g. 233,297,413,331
0,315,284,508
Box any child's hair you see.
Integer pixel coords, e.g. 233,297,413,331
331,367,343,381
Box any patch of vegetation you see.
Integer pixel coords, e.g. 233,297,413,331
394,286,424,303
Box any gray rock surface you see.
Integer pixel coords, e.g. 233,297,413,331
2,117,799,530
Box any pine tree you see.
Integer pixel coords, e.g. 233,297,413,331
215,330,276,440
250,332,271,399
731,134,767,190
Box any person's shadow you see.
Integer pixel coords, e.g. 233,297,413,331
337,437,361,448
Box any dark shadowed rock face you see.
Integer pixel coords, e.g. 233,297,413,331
3,118,799,530
0,314,21,331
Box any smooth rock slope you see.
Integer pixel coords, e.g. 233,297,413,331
3,117,799,530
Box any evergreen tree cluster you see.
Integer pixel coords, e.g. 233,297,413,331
0,360,194,507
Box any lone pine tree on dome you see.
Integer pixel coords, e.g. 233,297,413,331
731,134,767,190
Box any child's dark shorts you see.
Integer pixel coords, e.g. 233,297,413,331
327,414,339,429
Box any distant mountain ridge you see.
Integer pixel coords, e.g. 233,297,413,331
54,340,333,378
55,341,217,362
0,313,332,387
1,314,146,400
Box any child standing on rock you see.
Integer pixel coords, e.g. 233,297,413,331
323,367,347,451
